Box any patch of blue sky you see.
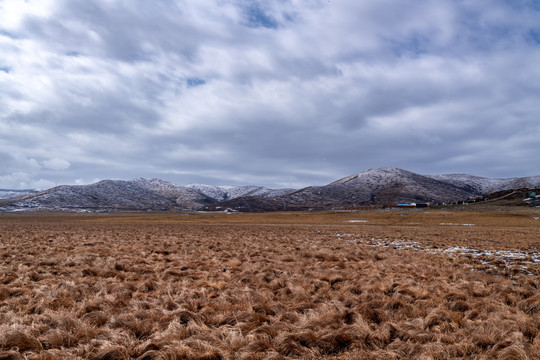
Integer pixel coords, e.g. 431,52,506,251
66,51,81,57
503,0,540,11
527,29,540,44
488,25,515,40
243,4,278,29
454,19,521,52
129,53,153,62
0,66,11,73
387,35,430,58
186,77,205,88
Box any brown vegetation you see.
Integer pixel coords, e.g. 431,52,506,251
0,209,538,359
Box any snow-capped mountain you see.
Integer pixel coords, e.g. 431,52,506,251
428,174,540,194
205,167,480,211
203,167,540,212
0,179,295,212
0,179,213,212
1,168,538,212
326,167,477,204
186,184,296,202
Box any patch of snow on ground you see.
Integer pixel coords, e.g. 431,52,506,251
337,233,539,276
345,220,369,223
439,223,476,226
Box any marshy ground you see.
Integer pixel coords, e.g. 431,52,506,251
0,208,539,359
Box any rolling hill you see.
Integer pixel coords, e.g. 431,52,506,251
0,179,293,212
203,168,540,212
1,168,539,212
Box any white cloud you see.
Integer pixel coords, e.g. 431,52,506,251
42,158,71,170
0,0,56,30
0,0,539,188
0,172,55,190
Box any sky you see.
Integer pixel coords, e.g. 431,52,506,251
1,0,540,190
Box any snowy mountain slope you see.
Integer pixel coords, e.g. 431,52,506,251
325,167,476,204
299,167,475,207
0,179,296,212
429,174,540,194
1,169,538,212
1,179,214,212
186,184,296,201
203,167,540,211
128,178,215,207
0,189,49,209
0,189,38,199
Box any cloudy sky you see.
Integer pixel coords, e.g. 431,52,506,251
1,0,539,189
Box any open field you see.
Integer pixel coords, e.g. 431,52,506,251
0,209,539,359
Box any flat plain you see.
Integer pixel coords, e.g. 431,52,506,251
0,208,539,359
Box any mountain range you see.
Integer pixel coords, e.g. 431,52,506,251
1,167,539,212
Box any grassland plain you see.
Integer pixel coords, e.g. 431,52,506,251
0,208,539,359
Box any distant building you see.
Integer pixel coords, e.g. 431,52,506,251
396,202,430,208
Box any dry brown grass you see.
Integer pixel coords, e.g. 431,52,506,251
0,209,538,359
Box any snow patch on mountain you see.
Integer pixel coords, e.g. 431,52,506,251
429,174,540,194
0,189,38,199
331,167,417,186
1,179,213,212
186,184,295,201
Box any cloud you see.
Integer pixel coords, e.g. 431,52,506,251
42,158,71,170
0,0,539,189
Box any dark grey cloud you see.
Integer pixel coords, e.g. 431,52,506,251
1,0,539,189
